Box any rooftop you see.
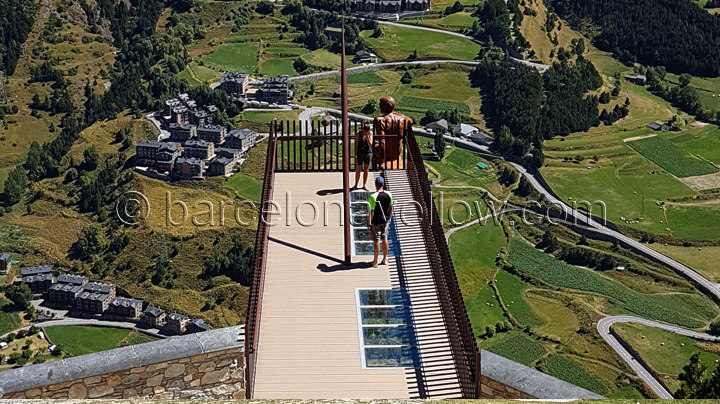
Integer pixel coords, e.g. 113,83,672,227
227,129,256,139
56,274,88,285
82,282,115,294
144,305,165,317
20,266,52,276
110,297,143,308
77,292,111,302
22,273,52,283
49,283,83,293
0,253,10,261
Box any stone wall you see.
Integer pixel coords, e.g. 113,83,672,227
479,350,605,400
0,326,245,400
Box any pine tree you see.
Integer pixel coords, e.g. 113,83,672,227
675,353,708,398
2,166,28,206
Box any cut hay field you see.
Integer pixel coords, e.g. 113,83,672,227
495,270,543,327
297,66,485,126
448,214,507,335
402,12,477,33
177,61,222,87
360,24,480,61
200,42,260,73
613,322,720,393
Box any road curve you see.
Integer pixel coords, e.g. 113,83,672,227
598,316,720,399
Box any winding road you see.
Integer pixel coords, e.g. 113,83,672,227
435,134,720,398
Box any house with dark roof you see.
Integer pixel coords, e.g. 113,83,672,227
75,292,112,315
187,318,211,333
215,147,242,162
0,253,10,275
220,72,250,96
184,139,215,160
22,273,53,294
197,125,227,145
426,119,449,134
209,157,236,177
168,123,197,142
255,76,291,105
142,306,166,328
624,74,647,85
107,297,144,319
649,120,668,131
82,282,116,298
225,129,257,151
136,140,181,172
175,157,206,178
167,312,190,334
190,109,211,127
20,266,52,277
46,283,83,309
354,50,378,64
56,274,88,286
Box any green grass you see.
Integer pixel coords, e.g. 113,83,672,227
361,24,480,61
263,47,309,56
176,61,221,87
258,57,297,76
448,224,507,335
508,238,718,329
627,135,717,178
334,71,387,85
0,298,21,335
44,326,132,356
225,173,263,202
545,354,608,395
613,322,720,392
201,42,259,73
301,49,355,70
424,147,496,188
239,109,300,132
485,332,547,366
495,270,543,327
668,125,720,165
399,96,470,115
0,223,37,252
117,330,157,347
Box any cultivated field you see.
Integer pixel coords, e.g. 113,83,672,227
627,135,717,178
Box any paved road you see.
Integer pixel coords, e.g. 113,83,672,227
597,316,720,399
1,318,165,340
146,113,169,141
439,137,720,397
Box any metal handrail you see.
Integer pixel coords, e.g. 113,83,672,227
245,120,277,399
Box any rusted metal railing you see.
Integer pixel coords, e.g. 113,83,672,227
403,125,482,398
245,120,277,399
272,119,407,171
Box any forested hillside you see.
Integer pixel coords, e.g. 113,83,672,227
551,0,720,76
0,0,37,75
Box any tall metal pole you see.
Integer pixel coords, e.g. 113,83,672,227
341,12,352,266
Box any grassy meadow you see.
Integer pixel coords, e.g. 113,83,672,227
360,24,480,61
44,326,156,356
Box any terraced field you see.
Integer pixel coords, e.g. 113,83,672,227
508,239,718,329
627,135,717,178
544,354,608,395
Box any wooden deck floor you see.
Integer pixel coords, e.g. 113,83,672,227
253,171,461,399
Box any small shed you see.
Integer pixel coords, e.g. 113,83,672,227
476,162,488,170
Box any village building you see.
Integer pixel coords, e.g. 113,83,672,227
425,119,449,134
0,253,10,275
354,50,378,64
187,318,211,333
46,283,84,309
184,139,215,160
175,157,206,178
624,74,647,86
190,109,211,127
225,129,257,151
649,120,668,131
215,147,242,162
75,292,112,315
56,274,88,286
453,123,480,138
197,125,227,144
136,141,182,172
20,266,52,277
167,312,190,334
142,306,166,328
168,123,197,142
82,282,116,299
209,157,236,176
470,131,493,146
220,72,250,96
107,297,144,319
22,273,53,294
255,76,291,105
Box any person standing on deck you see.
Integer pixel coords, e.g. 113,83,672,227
366,176,393,268
352,120,373,191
